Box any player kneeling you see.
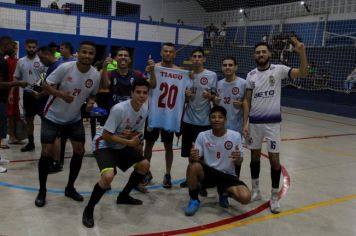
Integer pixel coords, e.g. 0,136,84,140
184,106,251,216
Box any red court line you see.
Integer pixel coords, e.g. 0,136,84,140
130,153,291,236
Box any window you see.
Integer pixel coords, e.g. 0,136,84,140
116,1,140,18
16,0,40,7
84,0,112,16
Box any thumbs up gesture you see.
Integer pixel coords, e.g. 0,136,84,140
189,142,200,162
230,145,241,164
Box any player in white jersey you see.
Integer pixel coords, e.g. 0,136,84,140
13,39,46,152
34,41,100,208
184,106,250,216
82,79,150,228
215,56,249,179
245,38,308,214
143,42,182,188
180,47,217,189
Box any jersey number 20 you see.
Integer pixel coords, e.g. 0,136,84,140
158,82,178,109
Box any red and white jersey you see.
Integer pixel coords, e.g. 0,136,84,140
14,55,46,92
183,69,217,126
216,76,246,133
246,64,291,124
44,61,100,124
195,129,243,176
93,99,148,151
148,66,192,132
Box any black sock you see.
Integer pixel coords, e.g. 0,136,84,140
28,135,34,145
120,171,145,197
189,188,200,200
38,155,51,192
60,138,67,165
235,164,241,179
271,167,281,189
67,152,83,189
87,183,106,210
250,161,260,179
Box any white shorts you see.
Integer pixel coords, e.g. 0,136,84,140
247,123,281,153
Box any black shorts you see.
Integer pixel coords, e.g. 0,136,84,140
40,118,85,144
23,91,48,117
181,122,210,157
144,118,175,143
95,147,145,174
200,163,247,190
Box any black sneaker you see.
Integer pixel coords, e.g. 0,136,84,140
35,191,46,207
134,184,149,194
141,171,153,186
163,174,172,188
82,207,94,228
180,180,188,188
21,143,35,152
116,194,143,205
65,187,84,202
48,161,63,174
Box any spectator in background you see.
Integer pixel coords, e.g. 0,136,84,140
48,42,61,59
7,41,21,144
218,21,227,45
49,1,59,10
59,42,75,63
344,67,356,93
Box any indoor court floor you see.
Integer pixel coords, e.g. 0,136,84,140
0,107,355,236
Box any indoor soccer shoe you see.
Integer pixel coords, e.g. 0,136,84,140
82,207,94,228
163,174,172,188
270,197,281,214
184,199,200,216
251,188,262,201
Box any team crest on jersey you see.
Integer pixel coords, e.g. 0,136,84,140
33,62,40,68
200,77,208,85
85,79,93,88
224,141,233,150
232,87,240,95
269,76,275,86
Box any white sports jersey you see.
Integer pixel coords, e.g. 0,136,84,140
43,61,100,124
93,100,148,151
14,55,46,92
195,129,243,176
216,77,246,133
246,64,291,124
183,69,217,126
148,66,192,132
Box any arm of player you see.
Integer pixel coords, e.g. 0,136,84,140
230,145,242,164
243,90,252,138
189,142,201,163
102,129,142,147
42,81,74,103
99,57,113,90
146,55,157,89
290,37,309,79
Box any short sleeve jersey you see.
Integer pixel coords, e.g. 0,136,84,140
14,55,46,92
195,129,243,176
92,100,148,151
216,77,246,133
183,69,217,126
246,64,291,124
108,69,146,108
43,61,100,124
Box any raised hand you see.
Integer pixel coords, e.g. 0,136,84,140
290,36,305,55
233,98,243,109
145,54,155,73
189,142,200,162
229,145,241,164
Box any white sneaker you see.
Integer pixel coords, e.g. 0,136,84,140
0,166,7,173
251,188,262,201
270,197,281,214
0,157,9,164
